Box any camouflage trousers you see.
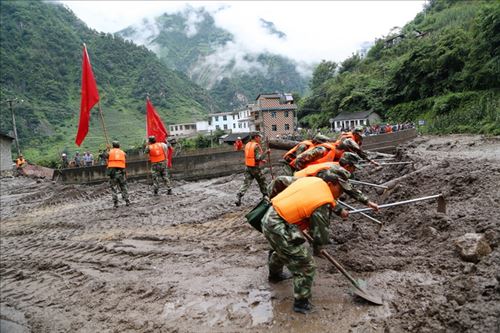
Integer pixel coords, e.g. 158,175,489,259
108,168,129,203
237,166,268,198
281,163,295,176
151,161,172,193
262,207,316,301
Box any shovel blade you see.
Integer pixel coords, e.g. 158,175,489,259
351,279,383,305
437,195,446,214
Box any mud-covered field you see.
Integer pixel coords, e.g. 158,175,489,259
1,135,499,333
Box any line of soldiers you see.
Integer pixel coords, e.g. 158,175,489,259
104,135,173,208
237,127,380,314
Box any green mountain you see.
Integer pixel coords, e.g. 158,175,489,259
299,0,500,134
117,7,309,111
0,1,217,164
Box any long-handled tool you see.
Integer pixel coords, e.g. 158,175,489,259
349,179,389,189
348,194,446,214
302,231,383,305
361,161,414,167
338,200,383,232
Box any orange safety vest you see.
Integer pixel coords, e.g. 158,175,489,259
16,158,25,167
340,132,362,146
272,177,335,230
294,162,344,199
306,142,338,166
107,148,126,169
148,143,166,163
245,141,262,167
283,140,314,163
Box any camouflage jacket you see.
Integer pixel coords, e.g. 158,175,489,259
294,146,331,170
315,165,369,205
336,138,369,160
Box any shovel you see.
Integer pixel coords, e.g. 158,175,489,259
348,194,446,214
302,231,383,305
349,179,389,189
338,200,384,233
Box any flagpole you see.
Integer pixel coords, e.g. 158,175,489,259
97,101,110,146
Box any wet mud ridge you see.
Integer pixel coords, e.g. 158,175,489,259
1,134,499,332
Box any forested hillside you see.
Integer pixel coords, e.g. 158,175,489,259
299,0,499,134
0,1,216,163
118,8,309,111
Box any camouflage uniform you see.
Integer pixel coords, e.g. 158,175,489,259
262,176,337,301
294,146,332,171
282,142,312,176
237,141,268,199
336,138,370,161
316,164,369,204
144,142,172,195
108,168,129,204
150,161,172,194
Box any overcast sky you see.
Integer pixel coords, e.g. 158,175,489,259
59,1,425,65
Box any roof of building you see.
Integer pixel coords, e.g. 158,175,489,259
0,132,15,140
332,110,378,121
222,132,251,143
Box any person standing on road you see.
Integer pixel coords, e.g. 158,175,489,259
83,151,93,167
235,132,269,206
144,135,172,196
74,152,82,168
262,176,350,314
61,153,69,169
106,141,130,208
234,137,243,151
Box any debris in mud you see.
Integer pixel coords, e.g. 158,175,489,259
455,233,492,263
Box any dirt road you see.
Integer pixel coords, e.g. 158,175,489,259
1,134,499,332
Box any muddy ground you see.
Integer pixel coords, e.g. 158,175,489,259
1,134,499,333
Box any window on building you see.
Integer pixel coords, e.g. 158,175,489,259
238,123,242,128
272,125,277,131
233,124,236,129
215,116,219,121
271,111,277,118
216,125,220,130
208,120,212,126
285,124,290,130
223,115,227,121
284,111,289,117
224,124,228,130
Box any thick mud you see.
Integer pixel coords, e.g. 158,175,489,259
1,134,499,333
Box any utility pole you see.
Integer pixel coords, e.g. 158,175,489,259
4,98,23,156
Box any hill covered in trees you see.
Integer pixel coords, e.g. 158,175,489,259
299,0,499,134
0,1,217,163
118,7,309,112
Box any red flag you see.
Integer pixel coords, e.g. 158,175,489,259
75,45,100,146
146,97,168,143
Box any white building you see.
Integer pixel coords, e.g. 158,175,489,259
168,123,197,137
332,110,382,131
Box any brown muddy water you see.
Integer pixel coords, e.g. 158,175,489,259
1,135,499,332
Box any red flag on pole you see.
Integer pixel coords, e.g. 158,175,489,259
146,97,168,143
75,45,100,146
146,97,171,166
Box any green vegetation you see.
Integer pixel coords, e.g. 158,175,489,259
0,1,217,164
299,0,499,134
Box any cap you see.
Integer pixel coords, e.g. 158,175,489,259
312,133,330,143
237,137,241,140
339,152,363,169
353,126,364,134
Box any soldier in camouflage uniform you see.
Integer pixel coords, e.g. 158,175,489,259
144,136,172,196
334,126,379,165
281,134,331,176
235,133,269,206
262,175,350,314
106,141,130,208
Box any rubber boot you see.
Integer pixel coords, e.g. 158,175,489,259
293,298,314,314
235,193,242,206
268,271,292,283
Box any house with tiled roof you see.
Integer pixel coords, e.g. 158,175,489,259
332,110,382,131
252,93,297,137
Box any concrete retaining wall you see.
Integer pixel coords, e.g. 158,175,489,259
56,129,417,184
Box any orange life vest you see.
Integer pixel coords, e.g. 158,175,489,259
340,132,362,146
245,141,262,167
306,142,337,166
16,158,25,167
148,143,166,163
107,148,126,169
283,140,314,163
293,162,344,199
271,177,335,230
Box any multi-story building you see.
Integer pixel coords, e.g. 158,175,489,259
252,93,297,137
168,123,197,137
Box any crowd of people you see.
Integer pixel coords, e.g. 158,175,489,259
361,122,415,136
